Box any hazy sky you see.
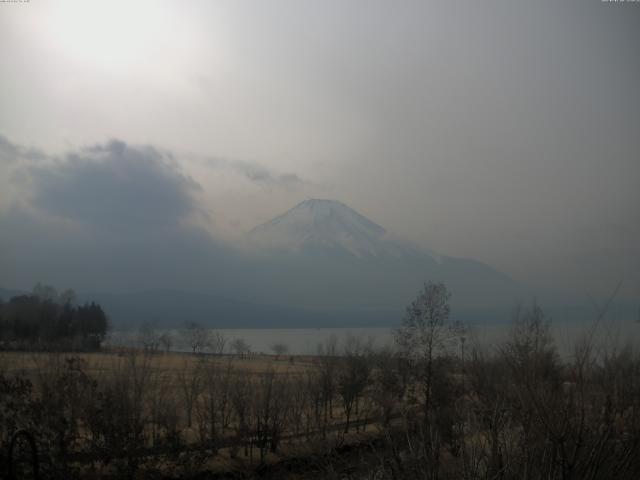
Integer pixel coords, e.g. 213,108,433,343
1,0,639,298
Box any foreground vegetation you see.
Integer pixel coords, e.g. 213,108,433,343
1,283,639,479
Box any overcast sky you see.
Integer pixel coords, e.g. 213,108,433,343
1,0,638,298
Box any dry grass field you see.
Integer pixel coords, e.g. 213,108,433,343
0,347,385,478
0,349,314,378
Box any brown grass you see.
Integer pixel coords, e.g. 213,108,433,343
0,350,314,378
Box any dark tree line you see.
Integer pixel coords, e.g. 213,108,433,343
0,285,109,350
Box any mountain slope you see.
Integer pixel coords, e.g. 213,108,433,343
243,199,524,316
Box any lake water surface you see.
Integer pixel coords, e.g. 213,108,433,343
107,319,640,358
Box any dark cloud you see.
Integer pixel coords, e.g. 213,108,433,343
0,137,238,293
201,157,309,190
0,135,47,164
27,139,202,229
0,202,239,294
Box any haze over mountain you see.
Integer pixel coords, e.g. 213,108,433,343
1,197,530,328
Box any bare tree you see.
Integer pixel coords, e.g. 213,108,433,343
137,323,161,353
230,371,252,458
209,331,227,355
270,342,289,360
317,335,339,435
159,331,173,353
196,358,234,451
85,351,157,477
231,338,251,359
177,357,204,428
252,369,291,460
288,374,310,437
181,322,210,354
395,282,461,423
371,347,406,427
338,335,372,433
302,369,324,436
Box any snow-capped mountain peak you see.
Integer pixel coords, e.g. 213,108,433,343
249,199,440,261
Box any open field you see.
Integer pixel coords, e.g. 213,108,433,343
0,350,315,377
1,347,392,478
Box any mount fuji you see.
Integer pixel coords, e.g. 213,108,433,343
248,199,439,261
240,199,525,323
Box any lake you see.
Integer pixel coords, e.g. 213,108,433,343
106,318,640,358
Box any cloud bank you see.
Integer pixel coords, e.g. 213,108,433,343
0,136,242,293
27,140,202,230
